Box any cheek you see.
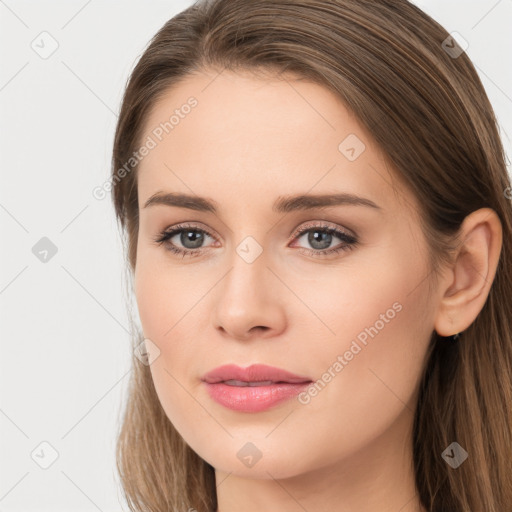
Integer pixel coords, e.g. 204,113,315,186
134,260,198,377
134,243,189,338
290,232,430,351
298,300,430,472
294,242,433,442
134,266,169,338
134,261,209,440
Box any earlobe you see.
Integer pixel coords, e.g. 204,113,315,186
434,208,503,337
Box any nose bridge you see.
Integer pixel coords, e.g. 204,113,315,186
222,208,292,296
225,235,270,302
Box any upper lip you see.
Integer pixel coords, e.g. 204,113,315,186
202,364,312,384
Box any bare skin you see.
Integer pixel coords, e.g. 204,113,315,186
133,69,502,512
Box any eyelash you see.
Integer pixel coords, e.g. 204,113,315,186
152,222,358,259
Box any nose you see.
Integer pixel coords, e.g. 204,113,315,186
212,246,287,342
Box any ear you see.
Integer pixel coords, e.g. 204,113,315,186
434,207,503,337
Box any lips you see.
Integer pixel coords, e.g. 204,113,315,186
201,364,313,413
201,364,312,385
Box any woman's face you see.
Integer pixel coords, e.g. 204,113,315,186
134,69,438,480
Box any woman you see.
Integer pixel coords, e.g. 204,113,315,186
111,0,512,510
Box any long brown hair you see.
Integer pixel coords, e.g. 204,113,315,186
111,1,512,510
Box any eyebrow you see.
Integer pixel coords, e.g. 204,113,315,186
143,191,382,213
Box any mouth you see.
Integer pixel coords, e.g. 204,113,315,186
201,364,313,412
201,363,312,385
221,379,290,386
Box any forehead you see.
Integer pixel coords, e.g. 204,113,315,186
136,70,416,217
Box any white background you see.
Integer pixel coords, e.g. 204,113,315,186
1,1,511,510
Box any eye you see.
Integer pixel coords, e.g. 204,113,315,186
153,223,217,258
289,221,358,257
153,221,358,258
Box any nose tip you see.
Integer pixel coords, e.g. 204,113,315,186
212,252,287,341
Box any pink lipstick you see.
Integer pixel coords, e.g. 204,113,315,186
202,364,312,413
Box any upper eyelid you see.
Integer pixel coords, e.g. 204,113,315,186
291,220,355,238
166,222,216,239
163,220,351,238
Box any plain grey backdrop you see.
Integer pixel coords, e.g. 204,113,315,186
1,1,511,510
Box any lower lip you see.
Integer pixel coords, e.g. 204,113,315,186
203,382,311,412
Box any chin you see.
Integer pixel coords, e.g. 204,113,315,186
194,435,316,480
